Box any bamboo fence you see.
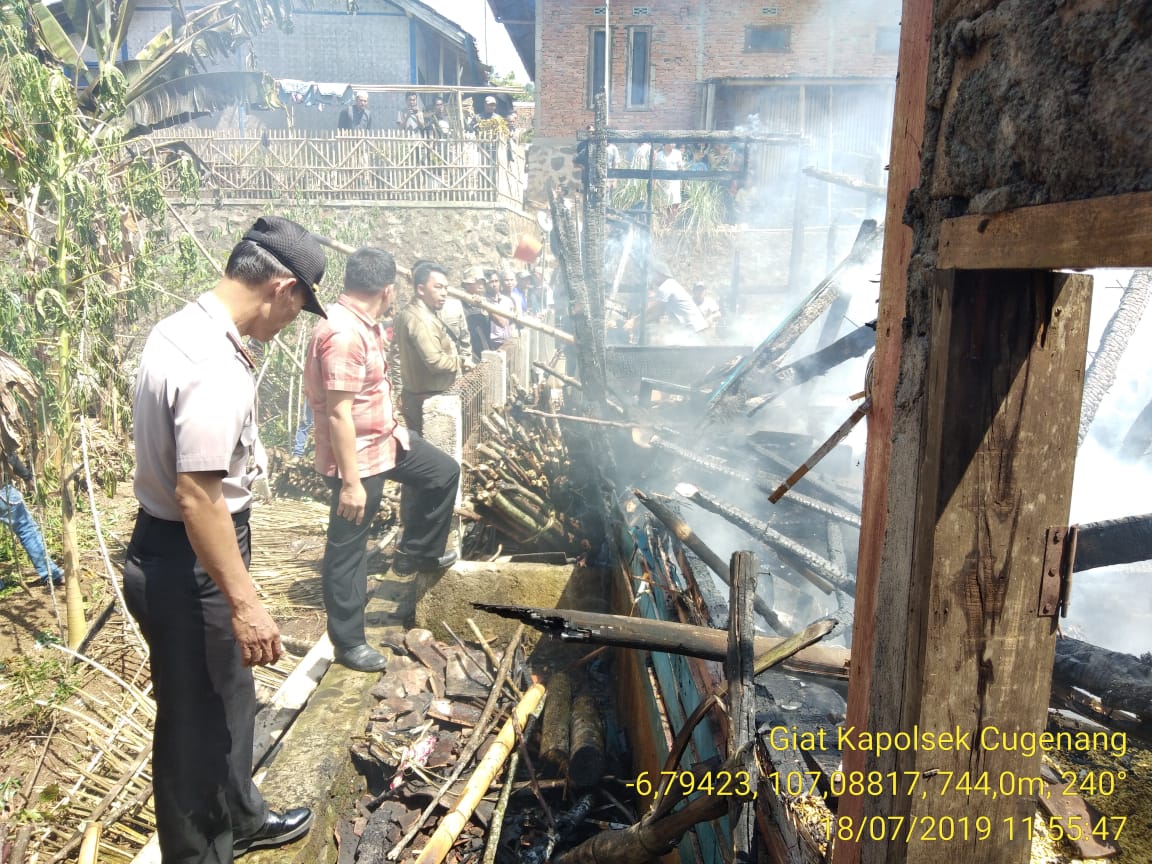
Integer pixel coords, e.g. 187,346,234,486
148,130,527,207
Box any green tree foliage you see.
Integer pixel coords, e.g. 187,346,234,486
2,0,299,137
487,69,533,102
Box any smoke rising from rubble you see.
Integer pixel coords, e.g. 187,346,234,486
1067,269,1152,657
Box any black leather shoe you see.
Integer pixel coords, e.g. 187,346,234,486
234,807,314,857
335,644,389,673
392,549,458,575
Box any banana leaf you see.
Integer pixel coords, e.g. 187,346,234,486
122,69,283,136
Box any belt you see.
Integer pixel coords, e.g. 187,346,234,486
137,507,251,528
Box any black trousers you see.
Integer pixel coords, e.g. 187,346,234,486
322,431,459,650
123,509,267,864
400,391,433,436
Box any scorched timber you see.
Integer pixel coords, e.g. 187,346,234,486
1053,637,1152,721
677,483,854,594
471,604,850,679
633,489,793,635
1074,512,1152,572
648,435,861,528
707,218,883,418
745,323,876,413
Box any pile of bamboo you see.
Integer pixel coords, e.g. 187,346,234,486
462,404,579,554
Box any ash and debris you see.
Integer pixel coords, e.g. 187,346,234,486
335,627,636,863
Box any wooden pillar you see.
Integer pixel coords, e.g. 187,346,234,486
848,270,1092,864
836,0,933,856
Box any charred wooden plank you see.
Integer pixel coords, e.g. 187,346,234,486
707,218,883,419
472,604,849,678
1073,512,1152,572
677,483,853,594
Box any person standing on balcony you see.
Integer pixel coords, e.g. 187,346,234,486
392,261,464,435
397,92,427,133
338,90,372,131
428,96,452,137
304,248,459,674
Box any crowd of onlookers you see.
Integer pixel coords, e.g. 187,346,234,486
338,90,523,140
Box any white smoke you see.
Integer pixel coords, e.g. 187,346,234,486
1065,269,1152,657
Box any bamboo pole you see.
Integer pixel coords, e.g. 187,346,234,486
77,821,102,864
413,683,546,864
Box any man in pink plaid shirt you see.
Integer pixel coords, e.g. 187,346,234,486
304,247,459,673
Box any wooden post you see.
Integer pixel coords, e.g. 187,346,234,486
847,270,1092,864
836,0,933,857
727,552,758,861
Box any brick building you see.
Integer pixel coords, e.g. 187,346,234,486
490,0,901,203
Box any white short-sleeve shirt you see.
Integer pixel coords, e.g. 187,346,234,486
132,293,265,521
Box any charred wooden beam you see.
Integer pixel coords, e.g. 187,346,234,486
532,361,583,390
1074,512,1152,572
471,604,850,678
582,94,609,388
707,219,883,419
1053,637,1152,721
551,186,608,405
747,439,862,515
745,324,875,413
569,693,606,788
768,398,871,503
1079,270,1151,445
648,435,861,527
633,489,792,635
539,670,572,769
802,165,887,196
676,483,854,594
446,287,576,344
552,773,731,864
728,552,758,858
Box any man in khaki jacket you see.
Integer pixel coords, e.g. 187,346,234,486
393,260,462,435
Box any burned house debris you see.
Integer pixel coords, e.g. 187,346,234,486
6,2,1150,864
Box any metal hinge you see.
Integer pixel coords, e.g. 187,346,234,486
1039,525,1078,618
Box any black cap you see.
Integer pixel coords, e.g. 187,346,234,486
242,216,328,318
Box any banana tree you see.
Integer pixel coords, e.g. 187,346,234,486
7,0,298,137
0,0,301,646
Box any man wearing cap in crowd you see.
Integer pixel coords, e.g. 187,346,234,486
470,95,500,130
461,266,491,362
339,90,372,131
125,216,325,862
304,248,460,676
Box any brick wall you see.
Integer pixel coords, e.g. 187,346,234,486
535,0,900,138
